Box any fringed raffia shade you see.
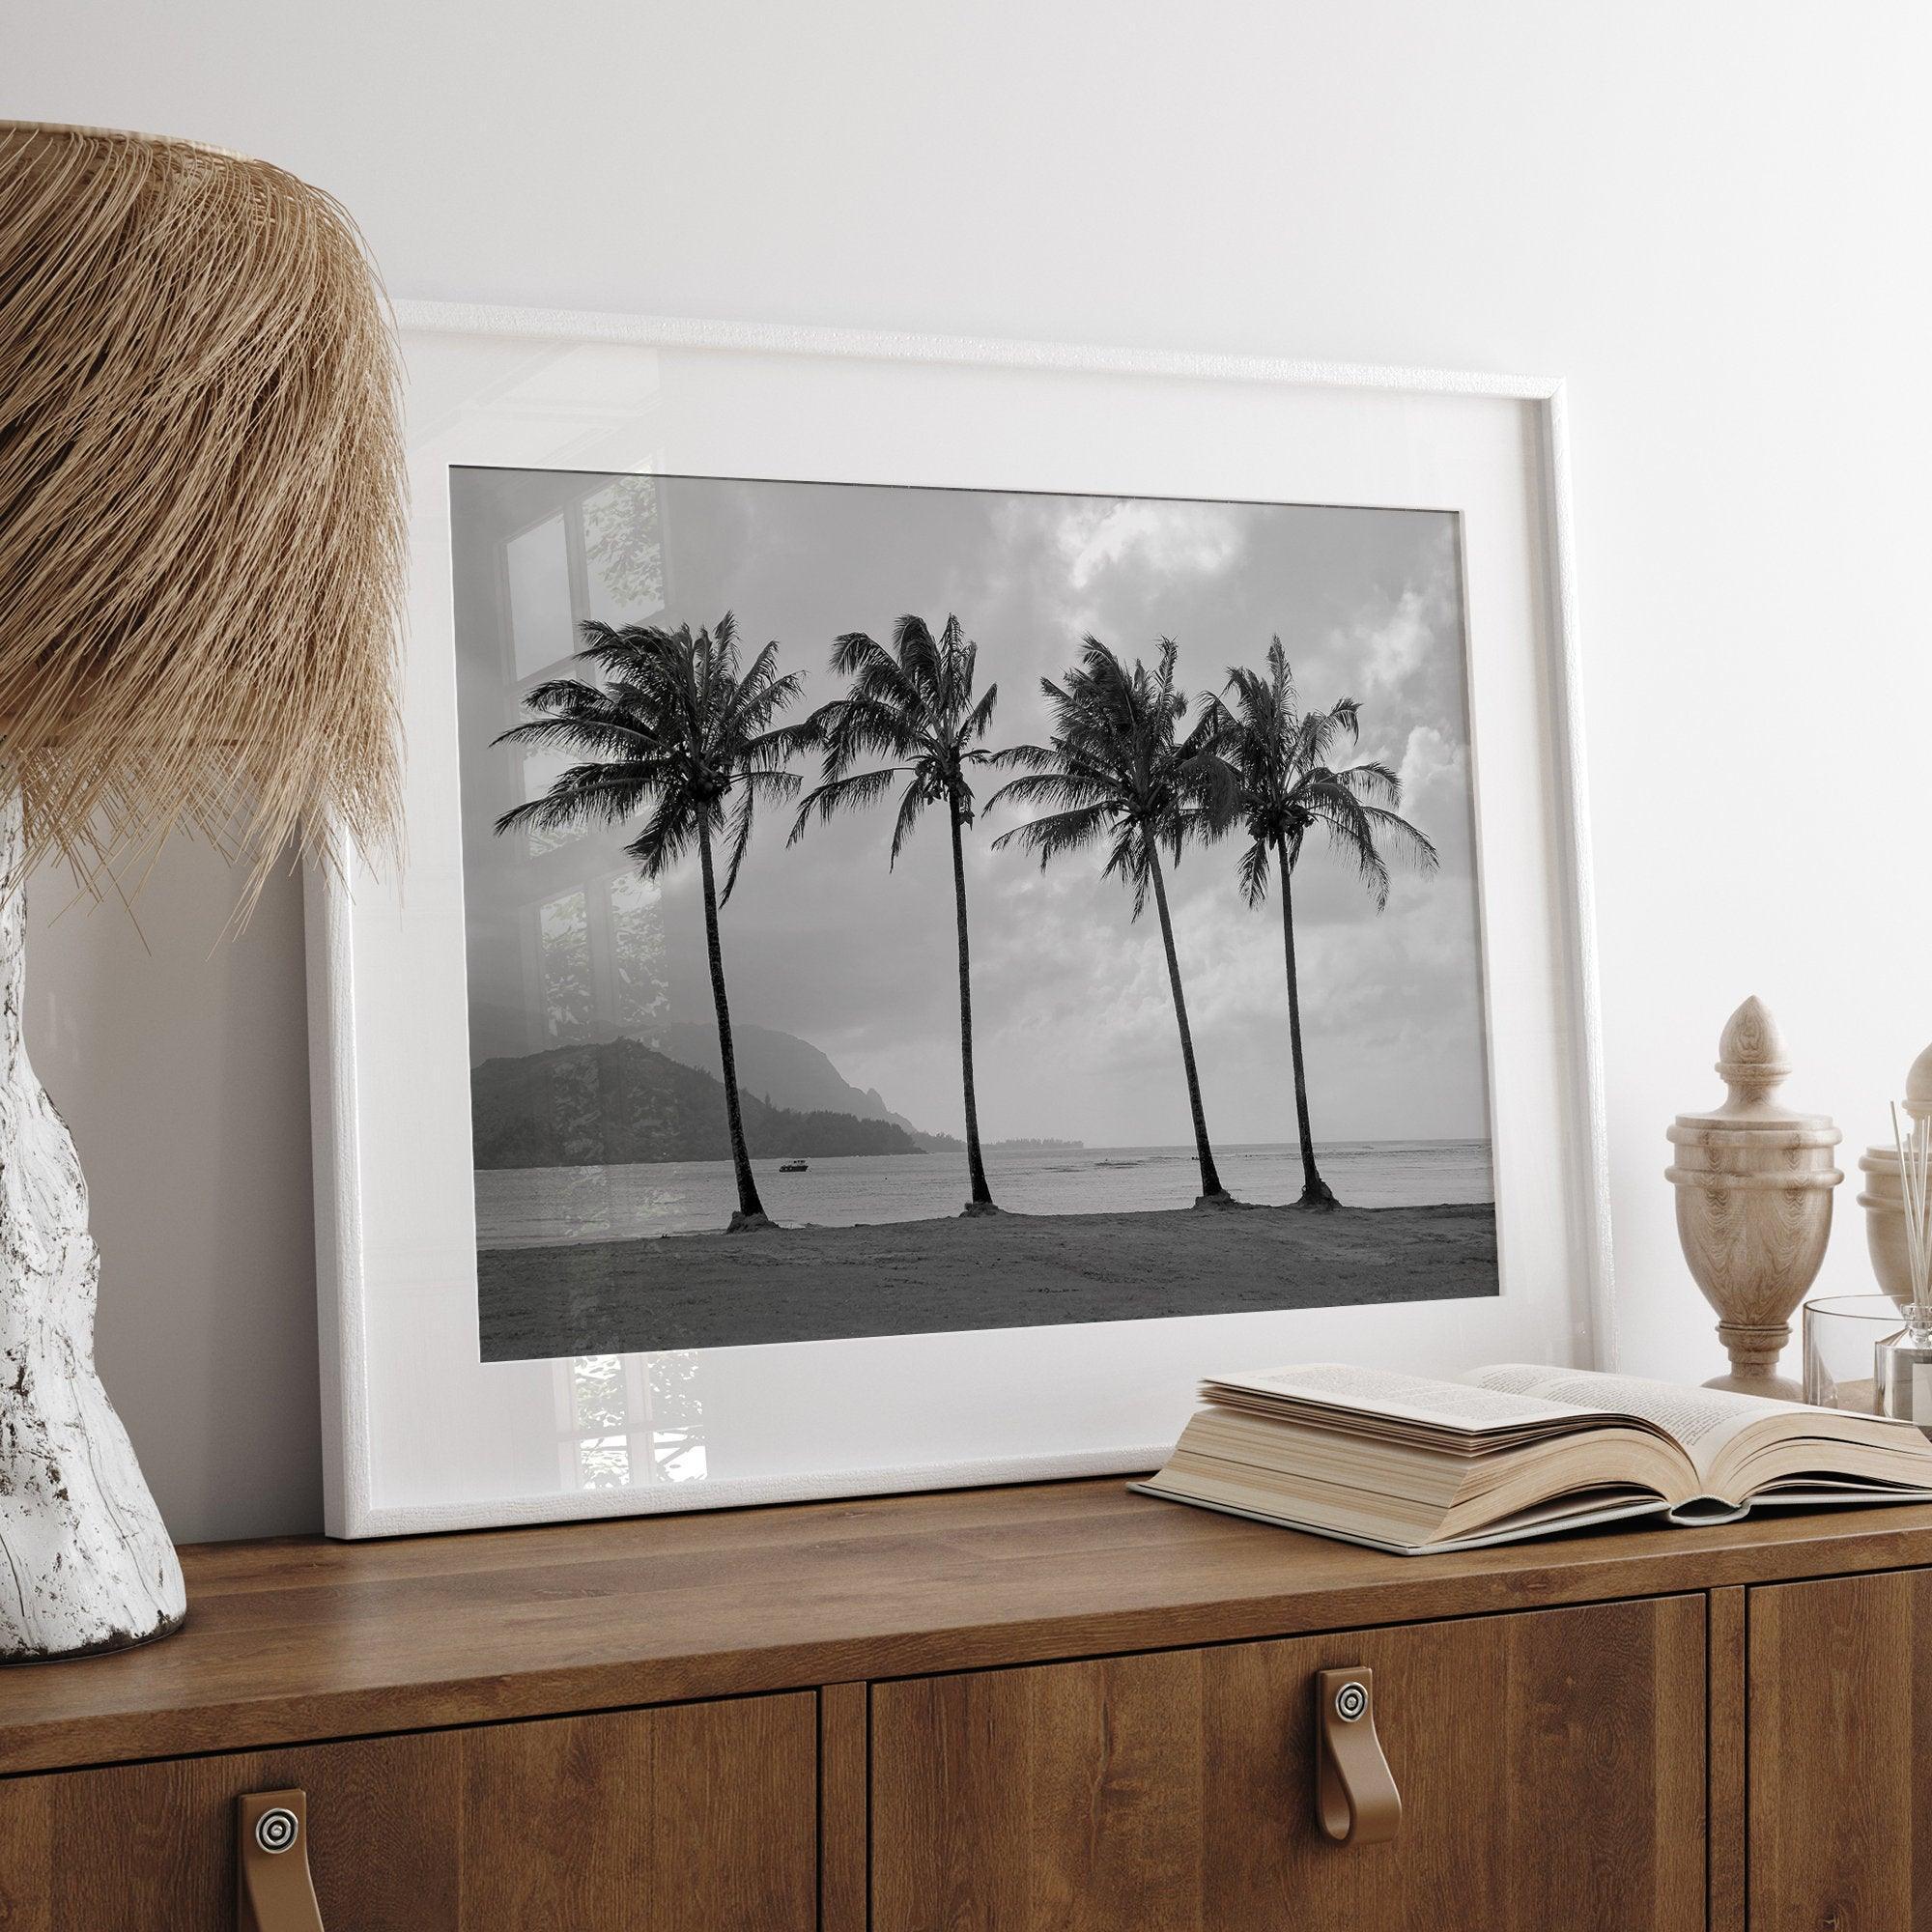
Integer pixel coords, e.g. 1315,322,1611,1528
0,122,405,896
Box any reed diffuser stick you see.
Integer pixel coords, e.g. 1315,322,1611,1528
1889,1101,1932,1337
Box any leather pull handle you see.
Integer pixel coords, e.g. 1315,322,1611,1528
1315,1667,1401,1846
238,1790,326,1932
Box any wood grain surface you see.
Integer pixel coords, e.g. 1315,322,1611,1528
871,1593,1707,1931
1707,1586,1746,1932
1748,1567,1932,1932
3,1479,1931,1777
818,1681,868,1932
0,1692,815,1931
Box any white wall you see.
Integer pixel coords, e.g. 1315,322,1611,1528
9,0,1931,1543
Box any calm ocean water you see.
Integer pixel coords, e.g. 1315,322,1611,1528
473,1139,1494,1250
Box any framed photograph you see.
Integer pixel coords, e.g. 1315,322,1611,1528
306,302,1610,1537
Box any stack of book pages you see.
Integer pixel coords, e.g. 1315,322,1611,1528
1134,1362,1932,1554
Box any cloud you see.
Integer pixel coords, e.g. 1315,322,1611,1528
1350,585,1435,694
1052,499,1246,592
1322,519,1463,707
1396,724,1475,875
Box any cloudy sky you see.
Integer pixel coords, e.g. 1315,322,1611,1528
453,469,1492,1151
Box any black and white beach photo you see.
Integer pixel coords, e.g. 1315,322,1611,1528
453,469,1497,1359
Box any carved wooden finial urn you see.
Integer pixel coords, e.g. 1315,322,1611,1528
1857,1041,1932,1307
1665,997,1843,1399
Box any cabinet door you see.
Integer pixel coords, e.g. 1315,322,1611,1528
872,1596,1704,1932
1749,1568,1932,1932
0,1691,816,1930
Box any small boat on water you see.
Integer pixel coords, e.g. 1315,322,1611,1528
778,1158,809,1173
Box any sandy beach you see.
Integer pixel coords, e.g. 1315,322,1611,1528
477,1200,1497,1360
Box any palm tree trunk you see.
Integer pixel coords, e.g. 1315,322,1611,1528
949,804,997,1210
696,819,769,1229
1275,837,1336,1208
1146,846,1229,1204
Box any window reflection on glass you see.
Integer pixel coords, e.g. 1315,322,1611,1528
582,476,664,628
609,871,669,1033
505,512,574,679
645,1351,706,1483
519,750,578,857
572,1354,632,1488
539,889,594,1044
564,1353,706,1491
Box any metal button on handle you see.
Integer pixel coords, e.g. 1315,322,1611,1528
238,1790,327,1931
255,1807,300,1855
1315,1667,1401,1846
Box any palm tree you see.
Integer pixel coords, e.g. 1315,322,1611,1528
788,614,1004,1212
493,614,811,1230
1203,638,1438,1208
987,637,1237,1206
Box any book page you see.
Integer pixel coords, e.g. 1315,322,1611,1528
1130,1479,1679,1555
1464,1365,1801,1478
1207,1362,1605,1434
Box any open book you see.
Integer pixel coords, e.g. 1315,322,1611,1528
1131,1362,1932,1555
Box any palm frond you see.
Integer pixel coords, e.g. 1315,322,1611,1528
494,767,654,839
726,663,807,742
1353,802,1439,874
575,620,677,689
718,783,758,904
738,714,817,773
989,801,1112,864
830,631,919,711
624,785,699,881
810,692,923,773
787,765,903,845
492,714,663,762
982,740,1058,775
983,768,1112,816
961,680,999,746
1296,781,1396,908
515,675,626,718
1099,820,1156,918
893,613,943,700
888,778,930,867
1330,757,1403,804
734,764,804,803
1236,836,1272,906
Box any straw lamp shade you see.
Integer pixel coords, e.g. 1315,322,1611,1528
0,124,406,1660
0,122,405,886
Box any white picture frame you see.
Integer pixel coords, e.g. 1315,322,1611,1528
306,300,1611,1538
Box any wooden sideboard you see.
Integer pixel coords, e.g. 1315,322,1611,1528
0,1477,1928,1929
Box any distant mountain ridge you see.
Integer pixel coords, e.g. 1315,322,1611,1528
471,1036,927,1170
639,1022,1087,1153
642,1021,894,1117
642,1020,957,1148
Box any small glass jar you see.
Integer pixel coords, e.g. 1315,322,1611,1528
1803,1294,1903,1413
1877,1305,1932,1428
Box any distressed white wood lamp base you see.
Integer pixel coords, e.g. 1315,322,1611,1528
0,795,185,1661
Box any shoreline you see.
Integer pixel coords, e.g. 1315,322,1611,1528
477,1199,1498,1360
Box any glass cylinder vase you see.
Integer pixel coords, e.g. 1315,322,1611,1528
1802,1294,1902,1414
